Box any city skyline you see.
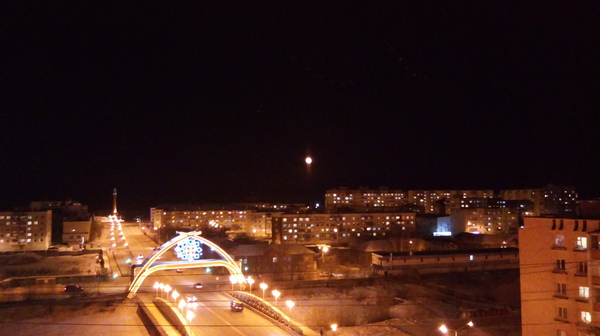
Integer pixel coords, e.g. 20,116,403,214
1,3,598,214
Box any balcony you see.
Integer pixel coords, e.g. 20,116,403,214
574,246,588,252
552,244,567,250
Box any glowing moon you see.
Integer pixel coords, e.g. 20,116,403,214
305,156,313,165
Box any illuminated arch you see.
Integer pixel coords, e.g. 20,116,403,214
127,231,244,298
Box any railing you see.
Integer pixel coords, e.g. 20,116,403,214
230,291,303,335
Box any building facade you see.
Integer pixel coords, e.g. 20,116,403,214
0,210,52,251
272,212,417,245
520,216,600,336
501,184,578,216
451,208,520,235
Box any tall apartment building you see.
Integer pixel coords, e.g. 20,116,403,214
325,187,407,210
451,208,519,235
327,186,578,217
0,210,52,251
272,212,417,244
325,187,494,214
151,208,251,233
520,216,600,336
501,184,578,216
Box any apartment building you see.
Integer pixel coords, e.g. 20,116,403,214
501,184,578,216
151,208,251,233
325,187,495,214
0,210,52,251
325,187,407,210
451,208,520,235
520,216,600,336
272,212,417,244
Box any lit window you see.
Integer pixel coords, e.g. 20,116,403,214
579,286,590,299
581,311,591,323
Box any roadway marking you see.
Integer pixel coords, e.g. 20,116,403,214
197,299,246,336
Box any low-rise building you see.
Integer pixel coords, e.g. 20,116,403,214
62,219,92,246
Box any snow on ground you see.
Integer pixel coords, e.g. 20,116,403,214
0,302,148,336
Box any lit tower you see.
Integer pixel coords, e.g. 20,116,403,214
113,188,118,216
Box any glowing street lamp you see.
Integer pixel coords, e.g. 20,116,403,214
331,324,338,334
439,321,474,335
247,277,255,292
171,290,179,303
272,290,281,305
260,283,268,299
164,284,172,300
230,275,237,291
158,283,165,299
285,300,295,320
153,282,160,298
178,299,186,312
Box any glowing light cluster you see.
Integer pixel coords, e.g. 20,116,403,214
175,237,203,262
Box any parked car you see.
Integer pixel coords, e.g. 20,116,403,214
230,300,244,312
193,282,203,289
186,294,198,303
64,284,84,293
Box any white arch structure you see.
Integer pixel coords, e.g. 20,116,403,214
127,231,245,298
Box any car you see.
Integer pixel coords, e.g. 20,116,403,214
64,284,84,293
230,300,244,312
319,272,333,277
193,282,203,289
176,268,183,273
185,294,198,303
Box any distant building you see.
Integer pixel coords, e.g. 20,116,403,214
29,200,90,244
500,184,577,216
326,185,577,217
519,216,600,336
271,212,417,245
62,219,92,246
227,244,316,280
0,210,52,251
450,208,520,235
324,187,407,211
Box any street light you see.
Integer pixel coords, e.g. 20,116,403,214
285,300,295,320
272,290,280,305
247,277,255,292
260,283,268,299
331,324,338,335
439,321,474,335
153,282,160,298
158,283,165,299
172,290,179,303
164,284,172,300
230,275,237,291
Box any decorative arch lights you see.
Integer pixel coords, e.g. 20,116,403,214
127,231,245,298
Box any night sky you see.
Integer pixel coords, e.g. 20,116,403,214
1,3,599,215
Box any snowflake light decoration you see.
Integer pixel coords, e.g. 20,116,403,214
174,237,203,262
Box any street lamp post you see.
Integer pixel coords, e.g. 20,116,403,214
260,283,268,299
164,285,172,301
439,321,474,336
153,282,160,298
230,275,237,291
272,290,280,306
247,277,255,293
171,290,179,303
285,300,295,321
331,324,338,335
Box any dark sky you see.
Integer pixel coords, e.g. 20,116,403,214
1,3,599,215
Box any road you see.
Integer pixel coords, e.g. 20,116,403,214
102,221,290,336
